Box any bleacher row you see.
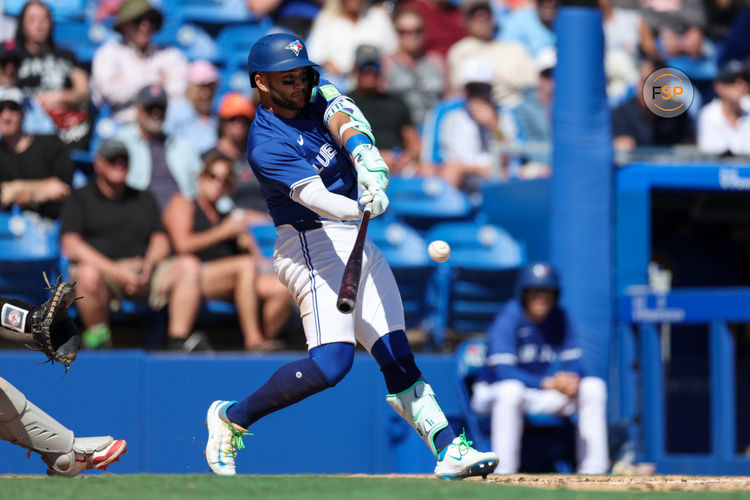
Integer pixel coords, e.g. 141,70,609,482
0,176,530,349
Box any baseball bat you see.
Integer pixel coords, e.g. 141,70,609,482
336,205,372,314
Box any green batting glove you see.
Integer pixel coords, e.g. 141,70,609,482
352,144,389,192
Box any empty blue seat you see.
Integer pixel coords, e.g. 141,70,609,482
426,220,525,345
0,211,61,305
214,19,273,66
250,223,276,259
158,0,256,25
387,176,473,233
52,21,114,63
368,218,437,331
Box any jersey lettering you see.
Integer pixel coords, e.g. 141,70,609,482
313,143,337,172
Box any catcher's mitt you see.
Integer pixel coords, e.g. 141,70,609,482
29,273,81,373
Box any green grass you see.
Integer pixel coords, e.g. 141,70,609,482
1,475,749,500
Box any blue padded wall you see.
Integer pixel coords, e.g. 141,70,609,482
551,6,614,380
0,351,461,475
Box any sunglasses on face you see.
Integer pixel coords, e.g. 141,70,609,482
0,101,21,112
104,155,129,166
397,26,423,35
204,171,230,187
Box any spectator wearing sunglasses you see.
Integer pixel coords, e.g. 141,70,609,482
114,84,202,213
0,85,73,220
91,0,188,125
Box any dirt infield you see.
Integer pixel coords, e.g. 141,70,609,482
350,474,750,492
478,474,750,492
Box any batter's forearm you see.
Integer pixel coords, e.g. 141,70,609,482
292,178,362,221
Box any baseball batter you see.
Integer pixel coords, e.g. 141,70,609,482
0,280,126,476
470,262,609,474
205,33,498,479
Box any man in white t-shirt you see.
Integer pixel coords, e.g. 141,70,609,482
697,60,750,156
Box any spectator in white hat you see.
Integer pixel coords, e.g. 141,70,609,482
432,58,519,192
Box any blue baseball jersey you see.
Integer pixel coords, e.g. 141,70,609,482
484,297,584,388
246,79,358,226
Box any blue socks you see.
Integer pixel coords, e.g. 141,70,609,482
226,357,331,429
225,343,354,429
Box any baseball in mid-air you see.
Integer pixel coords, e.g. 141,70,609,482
428,240,451,262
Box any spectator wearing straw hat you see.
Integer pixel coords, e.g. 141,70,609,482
91,0,188,125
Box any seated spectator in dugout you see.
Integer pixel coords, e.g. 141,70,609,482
91,0,188,125
164,60,221,156
163,154,292,351
60,139,202,350
697,60,750,156
116,84,203,212
0,86,73,220
471,262,609,475
349,45,423,177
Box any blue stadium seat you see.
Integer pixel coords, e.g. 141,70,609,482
5,0,86,20
151,22,219,62
52,21,114,63
216,63,253,100
158,0,256,25
387,176,474,233
426,220,525,346
250,223,276,258
0,210,61,305
368,218,437,330
214,19,273,66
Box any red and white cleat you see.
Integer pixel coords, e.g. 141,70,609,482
48,437,127,476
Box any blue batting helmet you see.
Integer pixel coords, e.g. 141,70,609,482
247,33,319,88
516,262,560,295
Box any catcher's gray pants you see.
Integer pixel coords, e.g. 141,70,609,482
0,376,76,473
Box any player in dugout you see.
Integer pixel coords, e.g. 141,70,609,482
471,262,609,474
204,33,498,479
0,278,126,475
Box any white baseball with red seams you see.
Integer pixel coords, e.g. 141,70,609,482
428,240,451,262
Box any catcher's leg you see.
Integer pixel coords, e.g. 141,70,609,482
0,377,127,476
0,376,76,473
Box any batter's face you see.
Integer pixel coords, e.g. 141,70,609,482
260,68,310,115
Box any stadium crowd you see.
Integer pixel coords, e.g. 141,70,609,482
0,0,748,352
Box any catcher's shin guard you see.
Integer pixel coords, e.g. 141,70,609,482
0,377,77,473
386,381,449,457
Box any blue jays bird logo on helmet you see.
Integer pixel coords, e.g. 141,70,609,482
247,33,320,89
285,40,303,56
532,263,551,279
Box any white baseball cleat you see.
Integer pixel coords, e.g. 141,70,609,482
433,432,499,479
48,436,127,476
205,400,248,476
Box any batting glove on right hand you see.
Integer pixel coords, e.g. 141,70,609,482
352,144,389,193
359,188,389,218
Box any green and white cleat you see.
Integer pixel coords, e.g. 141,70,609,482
434,432,499,479
205,400,248,476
